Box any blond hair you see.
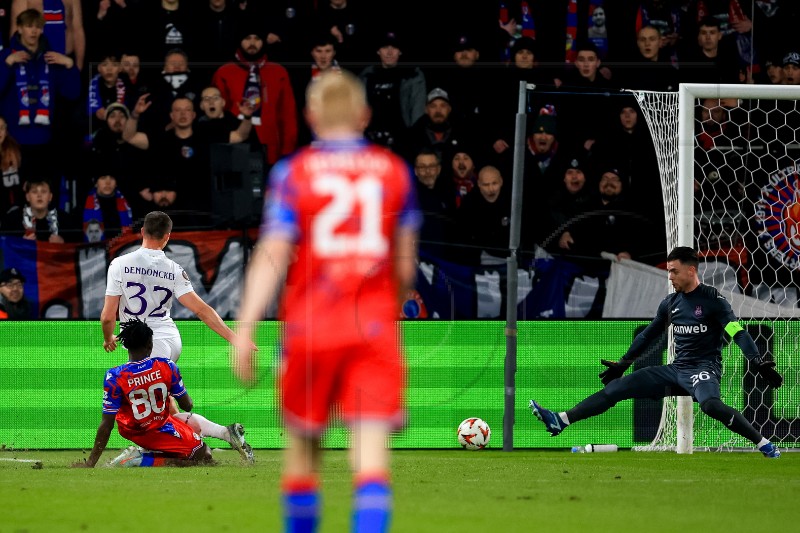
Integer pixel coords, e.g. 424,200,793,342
305,71,367,131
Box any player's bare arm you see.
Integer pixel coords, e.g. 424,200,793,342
176,391,193,412
72,413,115,468
177,291,255,352
232,237,293,384
100,295,121,352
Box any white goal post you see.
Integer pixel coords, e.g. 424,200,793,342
632,83,800,454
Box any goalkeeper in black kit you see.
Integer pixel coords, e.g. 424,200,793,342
530,246,784,458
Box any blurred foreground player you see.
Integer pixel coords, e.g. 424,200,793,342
74,319,253,467
232,71,421,531
530,246,783,458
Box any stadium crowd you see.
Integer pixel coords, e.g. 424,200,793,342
0,0,799,315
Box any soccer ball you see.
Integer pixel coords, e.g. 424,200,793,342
457,417,491,450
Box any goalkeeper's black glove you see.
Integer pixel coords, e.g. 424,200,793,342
599,359,632,386
754,359,783,388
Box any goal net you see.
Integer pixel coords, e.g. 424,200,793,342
631,84,800,453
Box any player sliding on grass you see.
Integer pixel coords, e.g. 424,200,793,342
530,246,784,458
74,318,253,468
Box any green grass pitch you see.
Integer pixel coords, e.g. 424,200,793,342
1,449,797,532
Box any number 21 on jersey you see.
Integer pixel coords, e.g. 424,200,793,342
312,174,388,257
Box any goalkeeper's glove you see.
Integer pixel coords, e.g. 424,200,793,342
754,359,783,388
599,359,632,385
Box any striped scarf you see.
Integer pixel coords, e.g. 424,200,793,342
11,35,50,126
88,74,127,117
22,204,58,238
82,187,132,242
235,50,266,126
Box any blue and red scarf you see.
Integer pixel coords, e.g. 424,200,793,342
87,75,127,117
11,35,50,126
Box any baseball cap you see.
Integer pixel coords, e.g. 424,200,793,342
427,88,450,104
377,31,401,50
105,102,130,120
783,51,800,67
454,35,477,53
0,267,25,284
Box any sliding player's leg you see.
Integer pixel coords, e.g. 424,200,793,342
691,376,781,458
112,417,211,467
531,365,678,436
172,412,254,463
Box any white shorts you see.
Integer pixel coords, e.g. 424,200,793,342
151,336,183,362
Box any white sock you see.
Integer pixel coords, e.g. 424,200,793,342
559,412,571,425
173,412,231,443
757,438,770,449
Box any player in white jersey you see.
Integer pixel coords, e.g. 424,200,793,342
101,211,257,361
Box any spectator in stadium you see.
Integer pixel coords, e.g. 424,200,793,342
413,147,457,263
518,109,569,197
123,94,233,214
0,115,23,217
782,51,800,85
764,56,784,85
530,246,784,459
10,0,85,71
140,48,204,135
0,8,80,182
88,102,149,216
592,100,658,191
232,71,419,530
290,33,344,147
555,40,615,153
694,97,748,215
424,34,489,134
458,164,511,266
212,21,297,167
485,36,556,162
80,168,133,242
196,86,256,145
678,16,740,85
616,25,678,92
193,0,244,73
402,88,472,166
359,30,426,153
134,0,195,64
557,166,636,262
253,0,312,65
87,51,135,138
309,0,370,64
540,156,593,253
73,318,254,468
449,149,478,209
1,177,75,242
120,52,143,93
90,2,136,65
0,266,34,319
